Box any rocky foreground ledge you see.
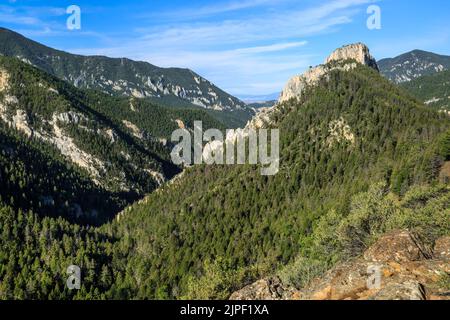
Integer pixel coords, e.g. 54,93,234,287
230,230,450,300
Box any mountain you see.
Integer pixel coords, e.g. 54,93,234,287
0,27,255,127
378,50,450,83
99,44,450,299
1,43,449,300
0,55,226,224
247,100,277,109
401,69,450,113
238,92,280,104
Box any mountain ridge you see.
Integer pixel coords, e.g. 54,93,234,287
0,39,449,300
379,49,450,83
0,55,223,223
0,27,255,126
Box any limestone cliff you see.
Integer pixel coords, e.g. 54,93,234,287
244,43,379,131
279,43,378,103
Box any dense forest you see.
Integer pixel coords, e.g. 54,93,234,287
0,56,227,223
1,63,448,299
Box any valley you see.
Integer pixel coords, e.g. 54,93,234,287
0,29,449,301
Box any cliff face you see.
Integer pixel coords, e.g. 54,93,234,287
244,43,379,131
279,43,378,103
325,43,379,71
230,230,450,300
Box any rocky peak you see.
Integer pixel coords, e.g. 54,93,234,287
278,43,378,104
244,44,379,130
325,43,379,71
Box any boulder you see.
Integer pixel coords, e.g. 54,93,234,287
363,230,432,262
229,277,300,300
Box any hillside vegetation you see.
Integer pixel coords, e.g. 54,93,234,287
401,69,450,112
0,56,225,223
1,60,449,299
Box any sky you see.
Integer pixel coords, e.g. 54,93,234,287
1,0,450,98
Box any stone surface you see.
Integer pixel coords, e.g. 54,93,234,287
363,230,432,262
230,230,450,300
229,277,300,300
278,43,378,104
325,43,378,71
434,236,450,261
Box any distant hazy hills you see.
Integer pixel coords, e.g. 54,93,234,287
0,27,255,127
379,49,450,83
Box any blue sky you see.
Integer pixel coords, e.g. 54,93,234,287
1,0,450,97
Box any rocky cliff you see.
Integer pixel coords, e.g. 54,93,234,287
241,43,378,132
279,43,378,103
230,230,450,300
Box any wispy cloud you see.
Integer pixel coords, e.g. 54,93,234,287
68,0,373,94
143,0,282,20
0,3,66,32
2,0,376,95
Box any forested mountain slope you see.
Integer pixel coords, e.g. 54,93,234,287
401,69,450,113
379,50,450,83
0,56,224,223
0,27,255,127
105,62,450,299
1,45,449,300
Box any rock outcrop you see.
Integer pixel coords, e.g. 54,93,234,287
243,43,379,132
0,68,9,91
230,230,450,300
325,43,378,71
279,43,378,103
229,278,300,300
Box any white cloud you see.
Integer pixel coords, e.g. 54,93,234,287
145,0,282,20
69,0,373,94
4,0,376,95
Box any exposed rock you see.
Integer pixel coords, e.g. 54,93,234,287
279,43,378,104
144,169,166,186
122,120,143,139
370,281,427,300
4,95,18,105
326,117,355,147
49,114,105,180
175,119,185,129
230,278,300,300
0,68,9,91
363,230,432,262
230,230,450,300
325,43,378,71
434,236,450,261
12,109,33,137
241,44,378,135
54,111,87,124
104,128,118,143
